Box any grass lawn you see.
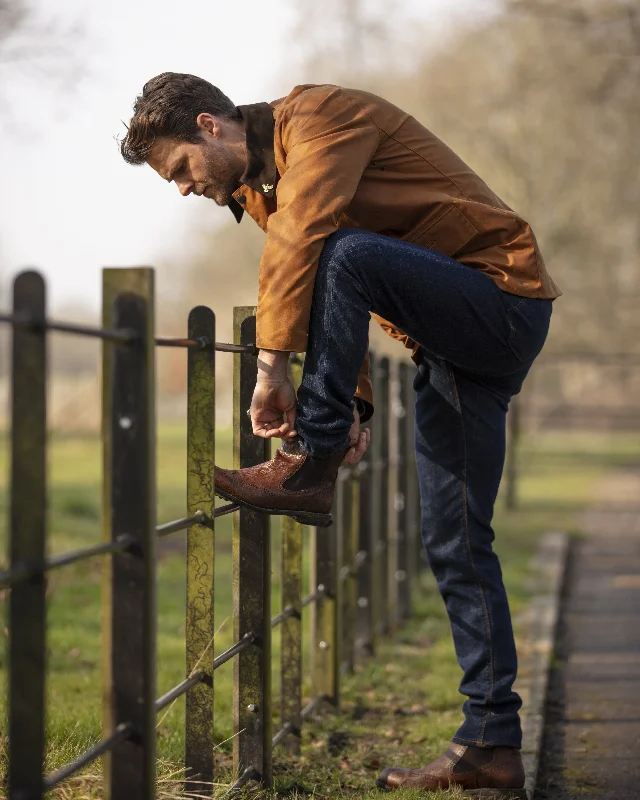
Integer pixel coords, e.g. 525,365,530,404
0,425,638,798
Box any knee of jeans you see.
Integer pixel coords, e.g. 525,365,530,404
319,229,373,280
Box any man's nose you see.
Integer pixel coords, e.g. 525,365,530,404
177,180,193,197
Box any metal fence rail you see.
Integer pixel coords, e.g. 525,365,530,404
1,267,424,799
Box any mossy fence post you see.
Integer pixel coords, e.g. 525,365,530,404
2,273,426,799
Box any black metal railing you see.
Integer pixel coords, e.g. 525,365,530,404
1,267,424,799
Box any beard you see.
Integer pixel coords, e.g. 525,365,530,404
203,145,241,207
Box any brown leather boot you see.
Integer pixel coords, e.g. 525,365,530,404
214,439,345,527
377,743,527,798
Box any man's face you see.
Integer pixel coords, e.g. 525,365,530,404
147,116,243,206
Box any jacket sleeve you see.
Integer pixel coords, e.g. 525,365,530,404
255,87,380,353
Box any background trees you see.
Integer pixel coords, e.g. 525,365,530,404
173,0,639,359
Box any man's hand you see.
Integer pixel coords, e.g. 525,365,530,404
343,406,371,465
251,349,298,440
251,349,371,461
251,376,298,440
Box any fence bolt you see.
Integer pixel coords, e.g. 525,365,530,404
358,597,369,608
318,641,329,651
395,570,407,582
118,416,133,430
247,704,258,713
317,584,325,592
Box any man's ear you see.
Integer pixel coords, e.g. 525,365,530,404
196,112,220,138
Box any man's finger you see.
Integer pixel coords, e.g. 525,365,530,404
354,430,369,460
260,424,296,439
285,406,297,430
343,446,357,465
343,430,370,465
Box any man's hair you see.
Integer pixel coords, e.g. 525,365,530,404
120,72,240,165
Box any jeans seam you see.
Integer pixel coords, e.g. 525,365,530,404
447,364,494,744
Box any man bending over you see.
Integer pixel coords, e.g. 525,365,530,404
121,72,559,797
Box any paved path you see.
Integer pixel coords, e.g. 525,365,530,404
536,473,640,799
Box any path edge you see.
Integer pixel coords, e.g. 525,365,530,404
518,530,570,800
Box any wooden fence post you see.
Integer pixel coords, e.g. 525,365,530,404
105,274,157,799
185,306,216,791
355,422,374,659
395,363,411,621
402,363,422,582
8,271,47,800
280,355,304,754
372,357,390,636
340,471,359,675
232,307,272,787
311,518,339,707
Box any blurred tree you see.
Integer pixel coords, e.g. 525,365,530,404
0,0,83,115
409,0,640,351
0,0,85,379
168,0,640,412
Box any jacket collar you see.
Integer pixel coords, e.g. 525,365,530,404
229,102,278,223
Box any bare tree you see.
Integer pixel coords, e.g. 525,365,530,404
0,0,85,379
170,0,639,363
0,0,84,117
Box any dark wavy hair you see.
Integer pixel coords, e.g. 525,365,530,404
120,72,240,165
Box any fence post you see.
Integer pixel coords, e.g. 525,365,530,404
388,367,401,628
372,357,390,636
185,306,216,791
280,355,304,754
355,420,374,659
232,307,272,787
9,271,47,800
395,363,411,621
102,268,156,800
311,517,340,708
340,471,358,675
402,363,422,581
505,394,521,511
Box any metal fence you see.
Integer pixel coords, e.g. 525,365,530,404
0,268,423,799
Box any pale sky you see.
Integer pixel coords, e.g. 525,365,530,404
0,0,491,312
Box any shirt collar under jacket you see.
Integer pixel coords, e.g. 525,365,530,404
229,102,278,223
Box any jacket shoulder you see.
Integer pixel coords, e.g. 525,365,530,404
272,84,380,149
273,84,356,123
273,84,410,137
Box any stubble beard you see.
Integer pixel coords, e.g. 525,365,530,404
204,147,241,207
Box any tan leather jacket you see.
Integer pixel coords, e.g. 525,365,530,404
229,84,560,415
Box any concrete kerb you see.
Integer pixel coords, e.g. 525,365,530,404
515,531,570,800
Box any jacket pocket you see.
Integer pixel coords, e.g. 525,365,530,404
402,205,478,257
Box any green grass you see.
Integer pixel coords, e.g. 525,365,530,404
0,426,638,798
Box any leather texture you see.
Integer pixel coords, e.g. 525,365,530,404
377,743,526,792
214,440,345,515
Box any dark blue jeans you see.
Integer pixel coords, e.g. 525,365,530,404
296,229,552,748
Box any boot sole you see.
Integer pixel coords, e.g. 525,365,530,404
376,781,527,799
215,486,333,528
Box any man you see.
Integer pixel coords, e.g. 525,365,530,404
121,72,559,797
